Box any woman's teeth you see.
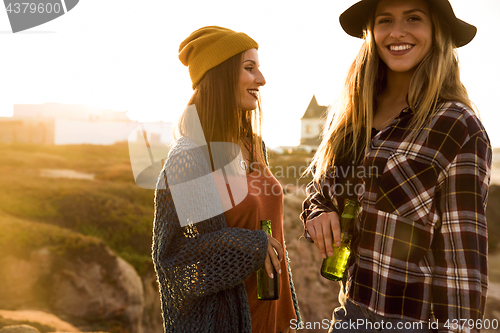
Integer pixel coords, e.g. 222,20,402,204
389,44,413,51
248,89,258,98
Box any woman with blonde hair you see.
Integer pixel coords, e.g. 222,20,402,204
152,26,300,333
301,0,490,331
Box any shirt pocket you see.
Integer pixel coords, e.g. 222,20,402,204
373,151,439,264
376,151,438,225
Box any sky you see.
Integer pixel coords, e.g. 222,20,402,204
0,0,499,148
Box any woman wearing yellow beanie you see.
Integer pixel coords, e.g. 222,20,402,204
152,26,301,333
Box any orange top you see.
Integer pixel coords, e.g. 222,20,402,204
224,166,297,333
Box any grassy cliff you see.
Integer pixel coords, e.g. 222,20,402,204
0,142,155,275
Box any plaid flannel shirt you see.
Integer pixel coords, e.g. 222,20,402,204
301,101,491,332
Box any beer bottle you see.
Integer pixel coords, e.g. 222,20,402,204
320,199,360,281
257,220,280,300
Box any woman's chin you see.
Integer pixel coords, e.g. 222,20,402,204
240,103,258,111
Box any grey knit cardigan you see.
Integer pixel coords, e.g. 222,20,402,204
152,137,301,333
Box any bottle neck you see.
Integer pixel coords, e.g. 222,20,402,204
340,200,360,233
339,216,352,233
260,220,272,236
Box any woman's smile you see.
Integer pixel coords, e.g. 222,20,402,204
387,43,414,54
247,89,259,99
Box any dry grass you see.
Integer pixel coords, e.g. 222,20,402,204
0,142,154,274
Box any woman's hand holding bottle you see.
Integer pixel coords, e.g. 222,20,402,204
265,234,283,278
306,211,341,259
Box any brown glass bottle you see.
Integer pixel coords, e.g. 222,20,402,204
320,199,360,281
256,220,280,300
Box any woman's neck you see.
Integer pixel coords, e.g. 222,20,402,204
373,69,414,130
382,69,414,103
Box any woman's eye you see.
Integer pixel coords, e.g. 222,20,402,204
408,16,421,22
245,67,254,73
378,18,391,24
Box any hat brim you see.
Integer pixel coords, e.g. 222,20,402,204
431,0,476,47
339,0,378,40
339,0,476,48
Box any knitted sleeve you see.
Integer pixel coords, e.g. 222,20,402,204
152,138,269,300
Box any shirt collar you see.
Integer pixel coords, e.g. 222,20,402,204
402,105,413,114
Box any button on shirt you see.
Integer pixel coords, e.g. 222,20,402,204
301,101,491,330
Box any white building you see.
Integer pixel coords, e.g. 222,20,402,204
13,103,130,122
300,96,328,148
0,103,173,146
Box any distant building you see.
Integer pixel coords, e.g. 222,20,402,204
300,96,328,148
13,103,130,122
0,103,173,145
0,117,55,145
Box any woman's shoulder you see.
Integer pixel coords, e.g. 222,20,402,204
421,101,491,168
431,101,488,140
168,136,202,158
167,137,208,163
163,137,212,184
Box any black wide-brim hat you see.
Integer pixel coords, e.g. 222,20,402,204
339,0,476,47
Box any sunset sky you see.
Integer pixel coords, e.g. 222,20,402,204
0,0,499,148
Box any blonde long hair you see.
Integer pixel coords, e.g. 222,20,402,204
177,51,266,170
309,5,473,182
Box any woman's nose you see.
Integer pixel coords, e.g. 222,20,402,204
390,20,406,39
256,70,266,86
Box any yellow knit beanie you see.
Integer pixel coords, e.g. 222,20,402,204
179,26,259,89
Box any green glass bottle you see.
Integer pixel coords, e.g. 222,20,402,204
256,220,280,300
320,199,360,281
